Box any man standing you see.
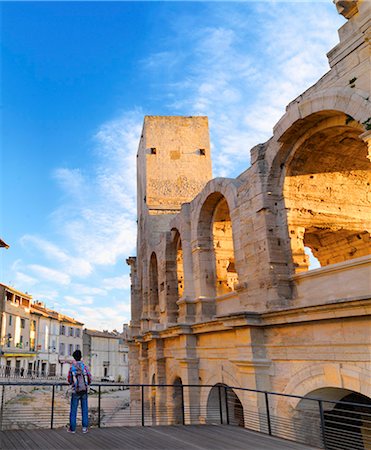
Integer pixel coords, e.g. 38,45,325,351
67,349,92,433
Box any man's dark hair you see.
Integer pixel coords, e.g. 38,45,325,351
73,349,82,361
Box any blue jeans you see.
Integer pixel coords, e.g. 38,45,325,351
69,392,88,431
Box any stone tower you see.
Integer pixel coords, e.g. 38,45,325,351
137,116,212,221
130,116,213,338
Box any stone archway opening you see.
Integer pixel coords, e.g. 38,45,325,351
172,377,184,425
206,384,244,427
149,252,159,324
151,374,156,425
198,193,238,297
176,234,184,299
294,387,371,449
282,112,370,273
164,229,184,324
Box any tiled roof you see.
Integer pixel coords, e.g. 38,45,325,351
84,329,120,338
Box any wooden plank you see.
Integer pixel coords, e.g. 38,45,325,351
0,425,319,450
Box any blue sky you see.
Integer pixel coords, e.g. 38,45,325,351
0,1,344,330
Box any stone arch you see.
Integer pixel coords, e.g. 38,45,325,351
151,373,156,425
269,105,370,275
194,181,240,298
272,88,371,145
293,388,371,449
282,364,371,406
148,252,160,323
172,376,184,425
272,365,371,447
206,383,245,427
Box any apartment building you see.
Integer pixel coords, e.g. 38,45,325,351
83,328,129,382
59,316,83,377
0,283,84,377
30,302,60,376
0,284,37,376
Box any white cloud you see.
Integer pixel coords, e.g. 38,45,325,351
21,235,93,278
102,275,131,291
71,284,108,297
78,303,131,330
53,168,87,200
28,264,71,286
64,295,93,306
14,271,39,287
142,3,343,177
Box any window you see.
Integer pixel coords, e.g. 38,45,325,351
69,327,74,337
75,329,80,338
59,343,65,355
69,344,73,355
60,325,65,336
123,354,127,363
9,315,12,326
76,344,80,351
20,318,25,329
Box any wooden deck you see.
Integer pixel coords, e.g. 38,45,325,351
0,425,319,449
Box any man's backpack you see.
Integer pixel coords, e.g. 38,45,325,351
72,363,88,394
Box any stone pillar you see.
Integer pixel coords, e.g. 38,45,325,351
288,225,309,273
178,334,200,424
151,338,167,425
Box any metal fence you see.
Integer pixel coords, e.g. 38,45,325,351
0,382,370,450
0,365,62,380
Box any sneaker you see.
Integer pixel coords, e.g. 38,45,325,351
67,428,76,433
82,427,88,433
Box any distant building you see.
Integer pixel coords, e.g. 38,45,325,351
0,283,37,376
58,315,83,377
83,328,129,382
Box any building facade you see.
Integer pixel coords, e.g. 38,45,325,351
58,316,83,377
128,1,371,443
0,284,84,378
83,329,129,382
0,284,37,376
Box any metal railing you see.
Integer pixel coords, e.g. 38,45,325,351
0,381,370,450
0,365,62,380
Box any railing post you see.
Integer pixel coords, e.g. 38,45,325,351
218,385,223,424
141,385,145,426
98,385,101,428
0,385,5,431
181,384,185,425
224,386,230,425
50,385,55,429
318,400,327,449
264,392,272,436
